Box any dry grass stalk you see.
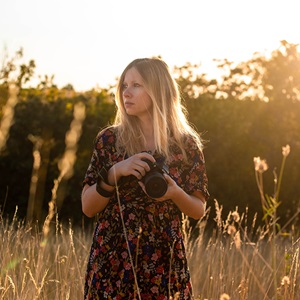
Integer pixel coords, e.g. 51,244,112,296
0,211,87,299
115,182,142,300
43,102,86,240
26,135,43,223
0,82,19,152
1,203,300,299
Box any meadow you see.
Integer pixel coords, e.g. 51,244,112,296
1,198,299,300
1,116,299,299
1,53,300,299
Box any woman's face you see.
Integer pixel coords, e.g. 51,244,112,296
122,67,153,121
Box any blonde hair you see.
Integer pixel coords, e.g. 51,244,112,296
113,57,202,161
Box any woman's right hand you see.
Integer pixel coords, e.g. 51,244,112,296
107,152,156,185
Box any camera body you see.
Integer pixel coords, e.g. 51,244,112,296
141,157,169,198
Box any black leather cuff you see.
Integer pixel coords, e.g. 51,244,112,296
96,181,114,197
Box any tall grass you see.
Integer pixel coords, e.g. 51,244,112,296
1,92,88,298
0,209,89,299
1,202,299,300
186,203,300,300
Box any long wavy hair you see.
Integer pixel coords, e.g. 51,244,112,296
113,57,202,161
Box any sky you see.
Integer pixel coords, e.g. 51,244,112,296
1,0,300,91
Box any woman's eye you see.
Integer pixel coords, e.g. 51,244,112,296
122,83,141,89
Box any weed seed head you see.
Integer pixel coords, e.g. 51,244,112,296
227,225,237,235
281,275,290,286
220,293,230,300
232,211,240,223
253,157,268,173
282,145,290,157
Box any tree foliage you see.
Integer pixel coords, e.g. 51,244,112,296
0,47,35,88
215,40,300,102
0,42,299,229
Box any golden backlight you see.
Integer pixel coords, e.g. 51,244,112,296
1,0,299,91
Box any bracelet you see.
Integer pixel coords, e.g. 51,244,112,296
96,181,115,198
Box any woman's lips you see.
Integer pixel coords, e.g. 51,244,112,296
124,102,134,107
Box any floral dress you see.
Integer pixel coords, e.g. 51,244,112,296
83,127,209,300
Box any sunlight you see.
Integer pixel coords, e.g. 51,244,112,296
1,0,300,90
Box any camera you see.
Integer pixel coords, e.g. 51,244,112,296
141,157,169,198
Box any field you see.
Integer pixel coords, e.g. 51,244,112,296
1,201,299,300
1,89,299,299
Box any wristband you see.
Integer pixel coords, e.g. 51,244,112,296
96,181,114,198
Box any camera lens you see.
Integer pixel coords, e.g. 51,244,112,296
144,172,168,198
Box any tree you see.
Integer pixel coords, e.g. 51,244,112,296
1,44,300,230
172,62,218,101
262,40,300,102
0,47,35,88
216,41,300,102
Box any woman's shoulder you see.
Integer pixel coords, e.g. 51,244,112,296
94,125,118,146
98,125,118,136
168,133,203,163
181,132,203,151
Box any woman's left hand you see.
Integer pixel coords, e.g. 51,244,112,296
139,172,206,219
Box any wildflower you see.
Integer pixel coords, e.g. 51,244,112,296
220,293,230,300
282,144,290,157
281,275,290,286
253,157,268,173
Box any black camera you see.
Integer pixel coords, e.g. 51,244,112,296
141,157,169,198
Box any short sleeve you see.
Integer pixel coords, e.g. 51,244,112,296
82,127,116,187
183,137,209,201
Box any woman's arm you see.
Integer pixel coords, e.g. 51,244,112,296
139,173,206,220
81,152,156,218
81,181,114,218
169,187,206,220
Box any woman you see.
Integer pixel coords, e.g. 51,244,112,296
82,57,209,299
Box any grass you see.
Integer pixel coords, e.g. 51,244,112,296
1,202,299,300
0,210,88,300
186,202,300,300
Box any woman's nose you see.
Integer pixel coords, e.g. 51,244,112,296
123,86,131,98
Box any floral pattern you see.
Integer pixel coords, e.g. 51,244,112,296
83,127,209,300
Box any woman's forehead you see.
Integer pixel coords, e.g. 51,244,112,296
124,67,143,82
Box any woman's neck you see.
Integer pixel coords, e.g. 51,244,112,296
139,120,155,152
